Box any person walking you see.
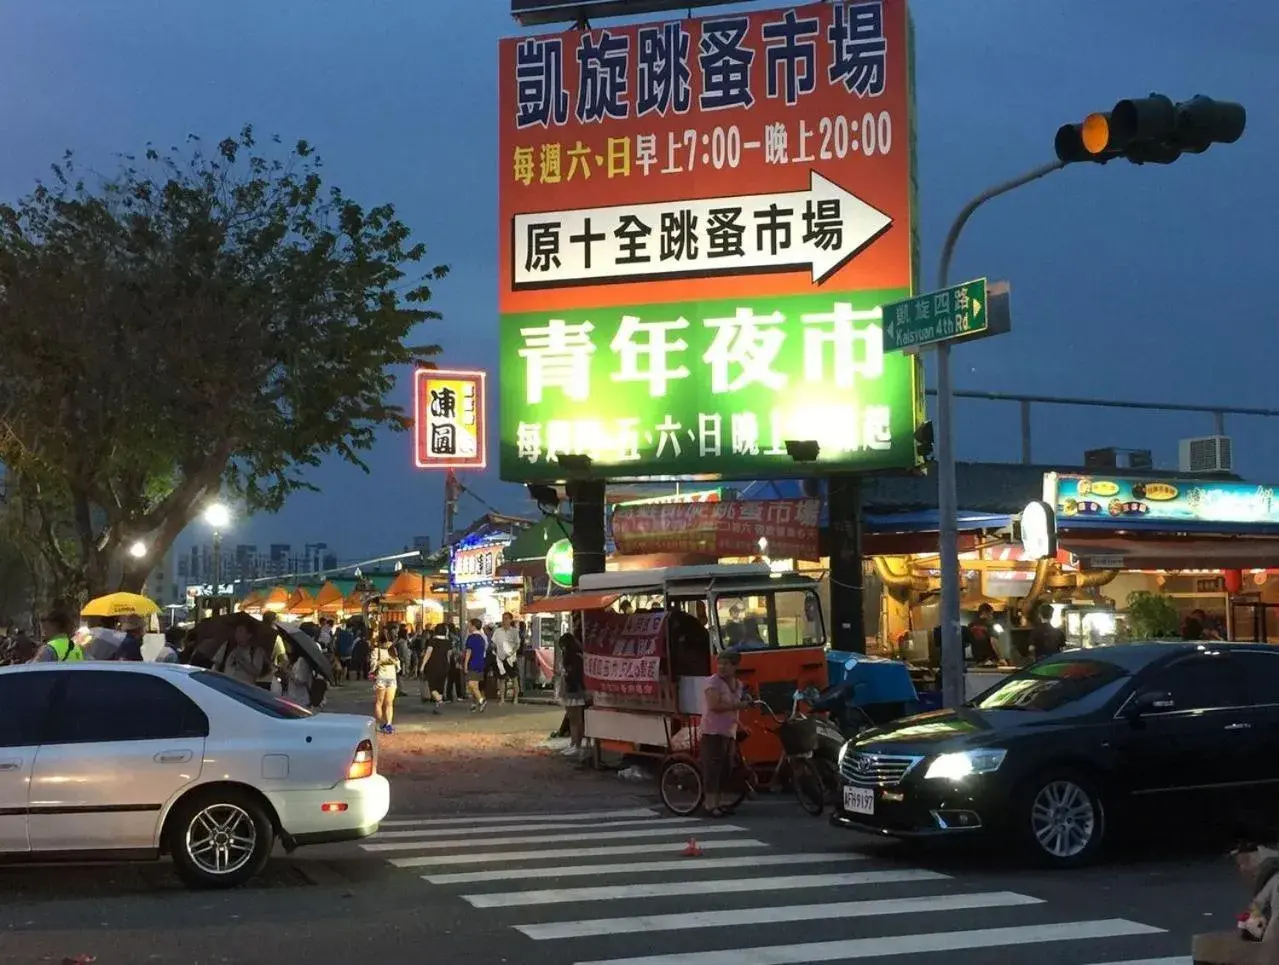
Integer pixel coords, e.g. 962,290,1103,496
31,608,83,662
463,618,488,712
559,631,588,762
491,612,522,704
701,650,752,818
370,635,401,734
418,625,450,714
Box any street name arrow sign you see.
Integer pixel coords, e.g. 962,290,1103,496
512,171,893,290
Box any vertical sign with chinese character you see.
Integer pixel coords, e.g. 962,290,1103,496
499,1,921,482
414,369,487,470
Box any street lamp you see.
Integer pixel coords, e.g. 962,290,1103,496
204,502,231,617
128,541,147,560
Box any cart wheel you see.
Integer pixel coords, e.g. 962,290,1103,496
659,756,704,816
791,758,825,816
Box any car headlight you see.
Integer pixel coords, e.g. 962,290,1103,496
837,742,850,768
924,748,1007,781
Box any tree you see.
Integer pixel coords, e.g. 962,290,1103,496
0,126,447,599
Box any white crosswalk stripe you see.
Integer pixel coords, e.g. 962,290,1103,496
370,807,1184,965
516,891,1043,940
389,837,769,869
427,851,864,885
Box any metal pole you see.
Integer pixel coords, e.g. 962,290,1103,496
1020,399,1033,465
936,159,1065,710
211,530,222,618
443,471,457,627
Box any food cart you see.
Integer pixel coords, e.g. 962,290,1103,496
530,563,831,799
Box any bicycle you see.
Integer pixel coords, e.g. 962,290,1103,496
754,693,830,816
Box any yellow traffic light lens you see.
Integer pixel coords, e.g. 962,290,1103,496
1081,113,1111,154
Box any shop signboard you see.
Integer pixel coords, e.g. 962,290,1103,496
414,369,487,470
1018,500,1057,560
1050,473,1279,527
451,542,521,588
583,610,667,696
498,1,921,482
545,538,575,587
612,496,820,559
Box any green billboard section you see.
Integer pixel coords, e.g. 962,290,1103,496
499,288,921,481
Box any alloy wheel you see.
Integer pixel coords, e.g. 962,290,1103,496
1030,779,1096,859
184,802,258,876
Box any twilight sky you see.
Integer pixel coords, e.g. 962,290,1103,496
1,0,1274,562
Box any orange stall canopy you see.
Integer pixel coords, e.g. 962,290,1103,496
237,590,264,613
382,569,433,605
524,591,622,613
286,587,317,616
261,586,290,612
313,582,345,613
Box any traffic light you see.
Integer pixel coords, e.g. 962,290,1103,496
1054,94,1245,165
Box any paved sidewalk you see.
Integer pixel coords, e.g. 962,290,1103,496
321,680,653,816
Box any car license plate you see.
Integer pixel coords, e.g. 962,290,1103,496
843,785,874,815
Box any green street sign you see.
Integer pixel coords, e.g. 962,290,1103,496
545,538,574,588
498,288,923,482
882,278,1004,352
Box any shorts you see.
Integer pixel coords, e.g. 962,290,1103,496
424,672,447,695
467,671,484,685
374,678,397,692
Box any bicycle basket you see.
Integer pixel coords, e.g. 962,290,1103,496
778,716,819,755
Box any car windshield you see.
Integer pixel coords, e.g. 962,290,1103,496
189,670,313,719
972,657,1130,713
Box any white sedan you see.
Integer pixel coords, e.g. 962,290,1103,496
0,661,390,888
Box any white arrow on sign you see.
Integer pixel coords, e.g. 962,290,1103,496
512,171,892,289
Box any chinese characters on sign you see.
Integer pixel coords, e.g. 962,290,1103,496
612,498,821,560
451,543,518,588
582,611,667,696
414,369,487,470
515,171,891,287
500,289,915,480
499,2,919,482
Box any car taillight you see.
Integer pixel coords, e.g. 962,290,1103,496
348,739,375,780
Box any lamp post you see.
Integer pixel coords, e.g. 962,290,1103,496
204,502,231,617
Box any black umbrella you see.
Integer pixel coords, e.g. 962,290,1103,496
275,622,334,683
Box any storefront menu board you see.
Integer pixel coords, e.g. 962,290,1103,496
1051,474,1279,526
583,610,667,696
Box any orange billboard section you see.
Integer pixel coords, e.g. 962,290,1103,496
498,1,914,315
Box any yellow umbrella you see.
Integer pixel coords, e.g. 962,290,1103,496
82,592,160,618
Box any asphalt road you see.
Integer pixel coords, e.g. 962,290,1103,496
0,791,1245,965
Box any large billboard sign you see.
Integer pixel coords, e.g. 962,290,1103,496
498,1,920,482
414,369,487,470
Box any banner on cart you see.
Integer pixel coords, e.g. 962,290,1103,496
583,611,667,696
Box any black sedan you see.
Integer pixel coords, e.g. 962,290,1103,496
831,641,1279,867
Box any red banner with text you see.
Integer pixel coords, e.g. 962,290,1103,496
611,497,820,560
583,611,667,696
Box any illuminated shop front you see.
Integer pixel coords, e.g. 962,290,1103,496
862,465,1279,662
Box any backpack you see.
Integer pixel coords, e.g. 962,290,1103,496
308,675,329,708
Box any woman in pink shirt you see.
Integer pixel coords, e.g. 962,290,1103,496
701,650,752,817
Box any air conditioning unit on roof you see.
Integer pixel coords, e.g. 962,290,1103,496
1178,436,1233,474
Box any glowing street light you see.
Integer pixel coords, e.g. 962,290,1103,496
204,502,231,616
128,541,147,560
204,502,231,530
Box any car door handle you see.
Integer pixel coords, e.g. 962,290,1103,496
154,751,193,764
1224,723,1253,732
0,760,21,771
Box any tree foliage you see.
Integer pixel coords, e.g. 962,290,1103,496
0,126,447,598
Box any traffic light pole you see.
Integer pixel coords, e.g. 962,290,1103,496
935,159,1066,710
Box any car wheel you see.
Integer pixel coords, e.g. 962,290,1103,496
1016,769,1106,868
167,789,275,889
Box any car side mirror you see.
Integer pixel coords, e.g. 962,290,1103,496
1131,690,1175,715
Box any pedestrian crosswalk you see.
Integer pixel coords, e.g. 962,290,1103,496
360,806,1192,965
